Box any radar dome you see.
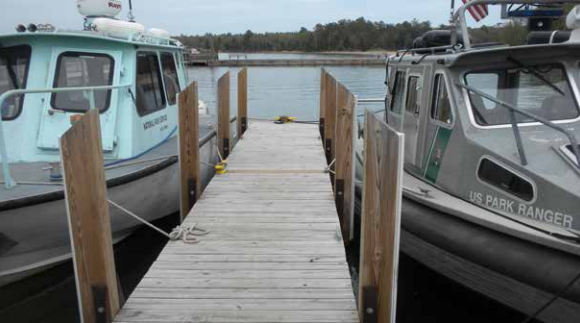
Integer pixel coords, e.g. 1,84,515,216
76,0,122,18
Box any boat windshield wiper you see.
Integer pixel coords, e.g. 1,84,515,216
507,56,564,96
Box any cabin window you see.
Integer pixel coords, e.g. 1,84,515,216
405,76,420,115
160,53,180,105
465,63,579,126
0,45,31,120
390,71,406,114
478,158,534,202
136,52,166,116
52,52,114,113
431,74,453,124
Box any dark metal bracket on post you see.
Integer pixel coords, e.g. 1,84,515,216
223,138,230,159
92,284,108,323
325,139,332,163
319,118,325,140
335,179,344,220
362,285,378,323
241,117,247,135
187,177,197,210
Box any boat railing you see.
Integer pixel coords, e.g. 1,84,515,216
0,83,133,189
456,82,580,170
452,0,580,49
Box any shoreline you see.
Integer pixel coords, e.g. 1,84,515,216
206,58,386,67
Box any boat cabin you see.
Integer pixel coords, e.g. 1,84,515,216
0,31,186,163
380,3,580,234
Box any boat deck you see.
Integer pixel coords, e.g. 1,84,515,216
114,120,359,323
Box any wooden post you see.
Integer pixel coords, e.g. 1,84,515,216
319,69,327,140
218,71,231,159
178,82,201,220
358,109,404,323
324,73,337,165
334,82,356,243
237,68,248,139
60,109,120,323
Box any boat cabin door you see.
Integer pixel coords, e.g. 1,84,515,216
37,50,122,152
402,71,424,166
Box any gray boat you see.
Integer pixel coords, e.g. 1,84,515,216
355,1,580,322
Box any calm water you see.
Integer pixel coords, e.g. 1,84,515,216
187,65,387,122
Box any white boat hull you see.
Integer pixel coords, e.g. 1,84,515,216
0,137,217,287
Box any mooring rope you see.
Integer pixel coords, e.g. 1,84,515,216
108,199,208,244
168,223,209,244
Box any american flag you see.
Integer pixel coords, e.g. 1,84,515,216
462,0,489,22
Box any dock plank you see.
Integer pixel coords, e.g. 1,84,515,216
114,121,359,323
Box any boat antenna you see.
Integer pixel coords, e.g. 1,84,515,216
128,0,136,22
450,0,457,45
449,0,455,23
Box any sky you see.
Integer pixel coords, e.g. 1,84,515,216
0,0,502,35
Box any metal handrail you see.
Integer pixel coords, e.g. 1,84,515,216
0,83,132,188
457,82,580,169
358,98,385,103
452,0,580,49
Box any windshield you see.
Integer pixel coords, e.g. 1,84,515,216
0,45,31,120
464,63,579,126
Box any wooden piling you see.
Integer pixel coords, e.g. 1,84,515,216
324,73,337,165
319,69,327,140
218,71,231,159
358,109,404,323
60,109,120,323
334,82,357,243
178,82,201,219
237,68,248,138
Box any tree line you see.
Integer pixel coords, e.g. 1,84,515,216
176,17,529,52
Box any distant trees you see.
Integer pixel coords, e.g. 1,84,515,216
176,16,564,52
176,17,432,52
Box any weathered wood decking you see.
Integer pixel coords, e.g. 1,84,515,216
114,120,359,323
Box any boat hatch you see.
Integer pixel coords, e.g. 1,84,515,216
37,49,122,151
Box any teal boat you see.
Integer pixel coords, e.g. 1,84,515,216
0,0,220,285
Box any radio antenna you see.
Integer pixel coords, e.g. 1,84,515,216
450,0,456,23
450,0,457,45
128,0,135,22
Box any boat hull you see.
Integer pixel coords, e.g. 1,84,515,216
0,137,217,287
399,194,580,323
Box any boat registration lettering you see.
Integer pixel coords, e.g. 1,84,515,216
143,115,168,131
469,191,574,229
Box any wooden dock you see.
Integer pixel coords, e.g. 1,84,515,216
114,120,360,323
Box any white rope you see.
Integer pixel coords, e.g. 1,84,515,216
327,158,336,168
216,144,225,163
104,155,176,170
169,223,209,244
108,199,208,244
201,161,216,167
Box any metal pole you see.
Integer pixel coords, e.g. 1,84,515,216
0,117,16,188
88,89,96,111
128,0,135,22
